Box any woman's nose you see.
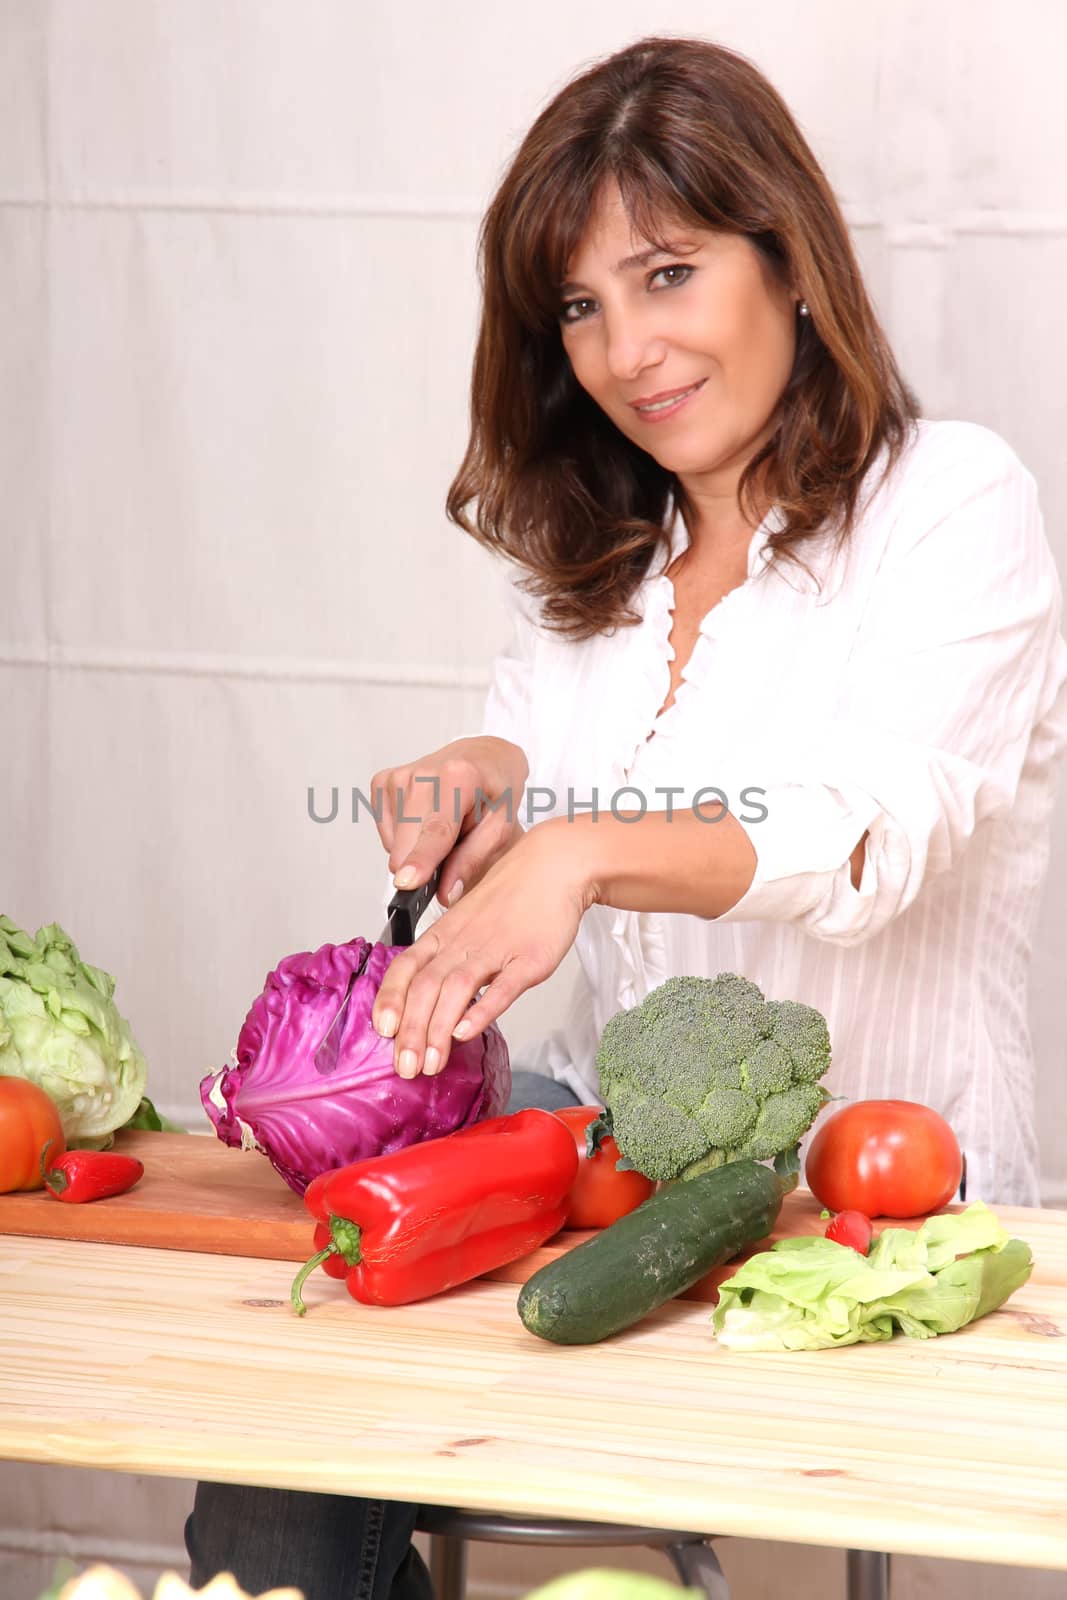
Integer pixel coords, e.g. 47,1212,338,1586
603,313,664,383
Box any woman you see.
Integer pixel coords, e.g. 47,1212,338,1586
187,34,1067,1600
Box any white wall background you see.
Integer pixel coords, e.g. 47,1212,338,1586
2,2,1066,1597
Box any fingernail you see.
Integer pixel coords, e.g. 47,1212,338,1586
397,1049,419,1078
452,1020,473,1041
376,1009,398,1038
394,865,417,889
424,1046,441,1075
447,879,465,907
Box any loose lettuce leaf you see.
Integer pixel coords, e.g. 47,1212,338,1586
712,1202,1032,1351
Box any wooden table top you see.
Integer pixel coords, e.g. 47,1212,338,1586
2,1204,1067,1571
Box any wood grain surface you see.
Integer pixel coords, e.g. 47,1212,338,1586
0,1131,311,1258
1,1206,1065,1571
0,1130,923,1302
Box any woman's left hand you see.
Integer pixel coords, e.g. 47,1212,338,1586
371,818,593,1078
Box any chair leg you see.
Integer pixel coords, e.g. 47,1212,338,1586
846,1549,890,1600
428,1532,468,1600
662,1539,731,1600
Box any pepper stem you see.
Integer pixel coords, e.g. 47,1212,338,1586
291,1245,337,1317
39,1140,68,1195
290,1215,363,1317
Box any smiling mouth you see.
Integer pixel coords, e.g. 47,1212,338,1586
632,380,706,418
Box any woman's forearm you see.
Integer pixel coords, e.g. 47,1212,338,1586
542,805,758,919
541,807,868,919
373,793,868,1070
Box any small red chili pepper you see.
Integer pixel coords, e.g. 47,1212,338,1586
40,1141,144,1203
291,1109,579,1314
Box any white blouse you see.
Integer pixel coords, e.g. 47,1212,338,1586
479,419,1067,1205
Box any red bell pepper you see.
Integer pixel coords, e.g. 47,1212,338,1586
291,1108,578,1314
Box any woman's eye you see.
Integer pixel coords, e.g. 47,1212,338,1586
559,266,691,324
651,264,693,289
560,297,596,325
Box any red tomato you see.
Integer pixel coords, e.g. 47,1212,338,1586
0,1077,67,1193
806,1099,963,1219
553,1106,656,1229
824,1209,873,1255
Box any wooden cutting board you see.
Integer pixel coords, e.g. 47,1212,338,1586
0,1130,922,1303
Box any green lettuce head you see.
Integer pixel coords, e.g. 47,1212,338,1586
0,915,147,1143
525,1574,701,1600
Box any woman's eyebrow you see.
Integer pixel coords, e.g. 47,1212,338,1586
560,241,691,294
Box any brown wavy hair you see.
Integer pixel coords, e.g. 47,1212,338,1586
447,35,920,640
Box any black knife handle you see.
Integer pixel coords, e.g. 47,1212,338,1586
386,864,442,946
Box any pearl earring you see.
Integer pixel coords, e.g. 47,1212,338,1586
798,300,810,317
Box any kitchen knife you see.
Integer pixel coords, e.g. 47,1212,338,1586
380,864,442,947
313,865,443,1075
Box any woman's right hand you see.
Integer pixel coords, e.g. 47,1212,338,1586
369,736,529,908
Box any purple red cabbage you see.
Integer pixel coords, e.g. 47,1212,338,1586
200,937,511,1194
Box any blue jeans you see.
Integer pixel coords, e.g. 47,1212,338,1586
185,1070,581,1600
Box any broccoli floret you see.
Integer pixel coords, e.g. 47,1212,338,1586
693,1086,759,1149
609,1090,708,1182
594,972,832,1181
737,1037,793,1098
761,999,833,1083
732,1082,829,1162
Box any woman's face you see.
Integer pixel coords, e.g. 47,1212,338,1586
559,183,798,514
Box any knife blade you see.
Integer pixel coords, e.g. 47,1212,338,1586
313,865,443,1075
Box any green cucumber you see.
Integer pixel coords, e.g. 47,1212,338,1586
518,1158,787,1345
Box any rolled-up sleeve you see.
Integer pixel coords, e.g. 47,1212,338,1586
716,441,1067,945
